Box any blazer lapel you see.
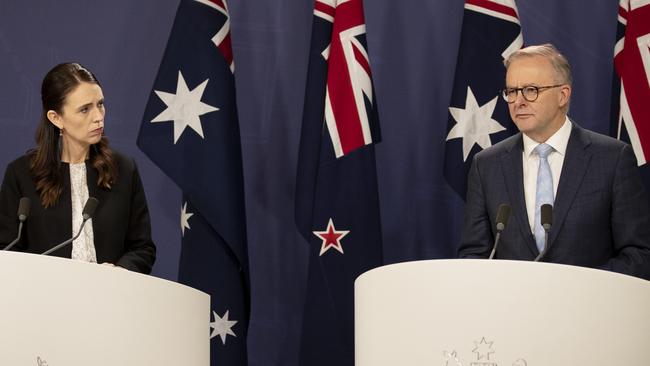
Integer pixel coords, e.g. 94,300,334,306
546,124,592,251
85,161,109,215
500,134,539,256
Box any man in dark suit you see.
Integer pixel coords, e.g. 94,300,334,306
458,43,650,280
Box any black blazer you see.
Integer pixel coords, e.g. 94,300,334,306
459,123,650,280
0,151,156,273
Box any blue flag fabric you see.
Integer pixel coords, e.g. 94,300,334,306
294,1,383,365
444,0,523,199
137,0,248,364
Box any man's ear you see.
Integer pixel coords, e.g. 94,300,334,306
46,110,63,130
559,85,571,108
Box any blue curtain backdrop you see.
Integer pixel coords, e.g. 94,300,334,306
0,0,620,365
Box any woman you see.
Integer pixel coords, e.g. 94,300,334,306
0,63,156,273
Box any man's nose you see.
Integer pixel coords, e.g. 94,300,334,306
513,90,527,107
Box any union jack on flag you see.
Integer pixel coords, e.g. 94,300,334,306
611,0,650,166
315,0,378,157
443,0,523,199
295,0,383,365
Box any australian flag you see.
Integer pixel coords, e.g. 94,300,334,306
443,0,523,199
294,0,383,365
137,1,249,365
610,0,650,192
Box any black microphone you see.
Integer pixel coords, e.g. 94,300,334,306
534,203,553,262
489,203,511,259
3,197,31,251
41,197,99,256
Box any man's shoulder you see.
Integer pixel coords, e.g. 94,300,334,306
474,133,521,162
571,124,628,152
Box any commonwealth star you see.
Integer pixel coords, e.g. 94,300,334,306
446,86,506,161
151,70,219,144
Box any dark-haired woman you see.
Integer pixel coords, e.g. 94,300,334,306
0,63,156,273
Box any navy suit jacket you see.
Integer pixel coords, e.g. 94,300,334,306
459,122,650,280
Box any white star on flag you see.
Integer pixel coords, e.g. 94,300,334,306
210,310,238,345
180,202,193,237
313,218,350,256
446,86,506,161
151,70,219,144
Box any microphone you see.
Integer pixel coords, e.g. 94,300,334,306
41,197,99,256
489,203,511,259
3,197,31,251
534,204,553,262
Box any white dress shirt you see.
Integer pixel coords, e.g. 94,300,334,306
522,117,572,233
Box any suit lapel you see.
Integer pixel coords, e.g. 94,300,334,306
547,124,592,251
85,161,109,215
500,134,539,256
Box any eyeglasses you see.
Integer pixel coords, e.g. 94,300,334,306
501,84,564,103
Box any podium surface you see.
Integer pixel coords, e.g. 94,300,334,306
0,251,209,365
355,259,650,365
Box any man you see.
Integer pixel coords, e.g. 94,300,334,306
458,43,650,280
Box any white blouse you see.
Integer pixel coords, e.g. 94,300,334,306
69,162,97,263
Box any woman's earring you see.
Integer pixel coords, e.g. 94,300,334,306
56,129,63,164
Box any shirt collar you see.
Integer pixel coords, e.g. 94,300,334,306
522,116,572,158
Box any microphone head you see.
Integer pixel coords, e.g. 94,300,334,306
17,197,30,222
541,203,553,230
82,197,99,221
495,203,511,231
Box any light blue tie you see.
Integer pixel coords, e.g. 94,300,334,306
534,143,554,252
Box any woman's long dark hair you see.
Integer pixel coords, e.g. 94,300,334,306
29,63,117,208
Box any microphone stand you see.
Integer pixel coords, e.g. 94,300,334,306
41,219,90,256
3,221,25,251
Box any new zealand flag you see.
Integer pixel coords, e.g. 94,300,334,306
444,0,523,199
137,1,248,365
611,0,650,176
294,0,383,365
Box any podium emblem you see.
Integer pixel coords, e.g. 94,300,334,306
443,337,527,366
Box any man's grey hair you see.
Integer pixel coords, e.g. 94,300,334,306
503,43,573,86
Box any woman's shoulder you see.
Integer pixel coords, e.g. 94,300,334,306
4,153,33,174
111,148,128,163
109,148,137,174
0,153,35,187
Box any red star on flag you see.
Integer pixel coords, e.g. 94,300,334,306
313,218,350,256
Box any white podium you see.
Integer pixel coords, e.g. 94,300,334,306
355,259,650,365
0,251,209,365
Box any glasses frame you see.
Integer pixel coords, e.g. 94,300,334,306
501,84,565,103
